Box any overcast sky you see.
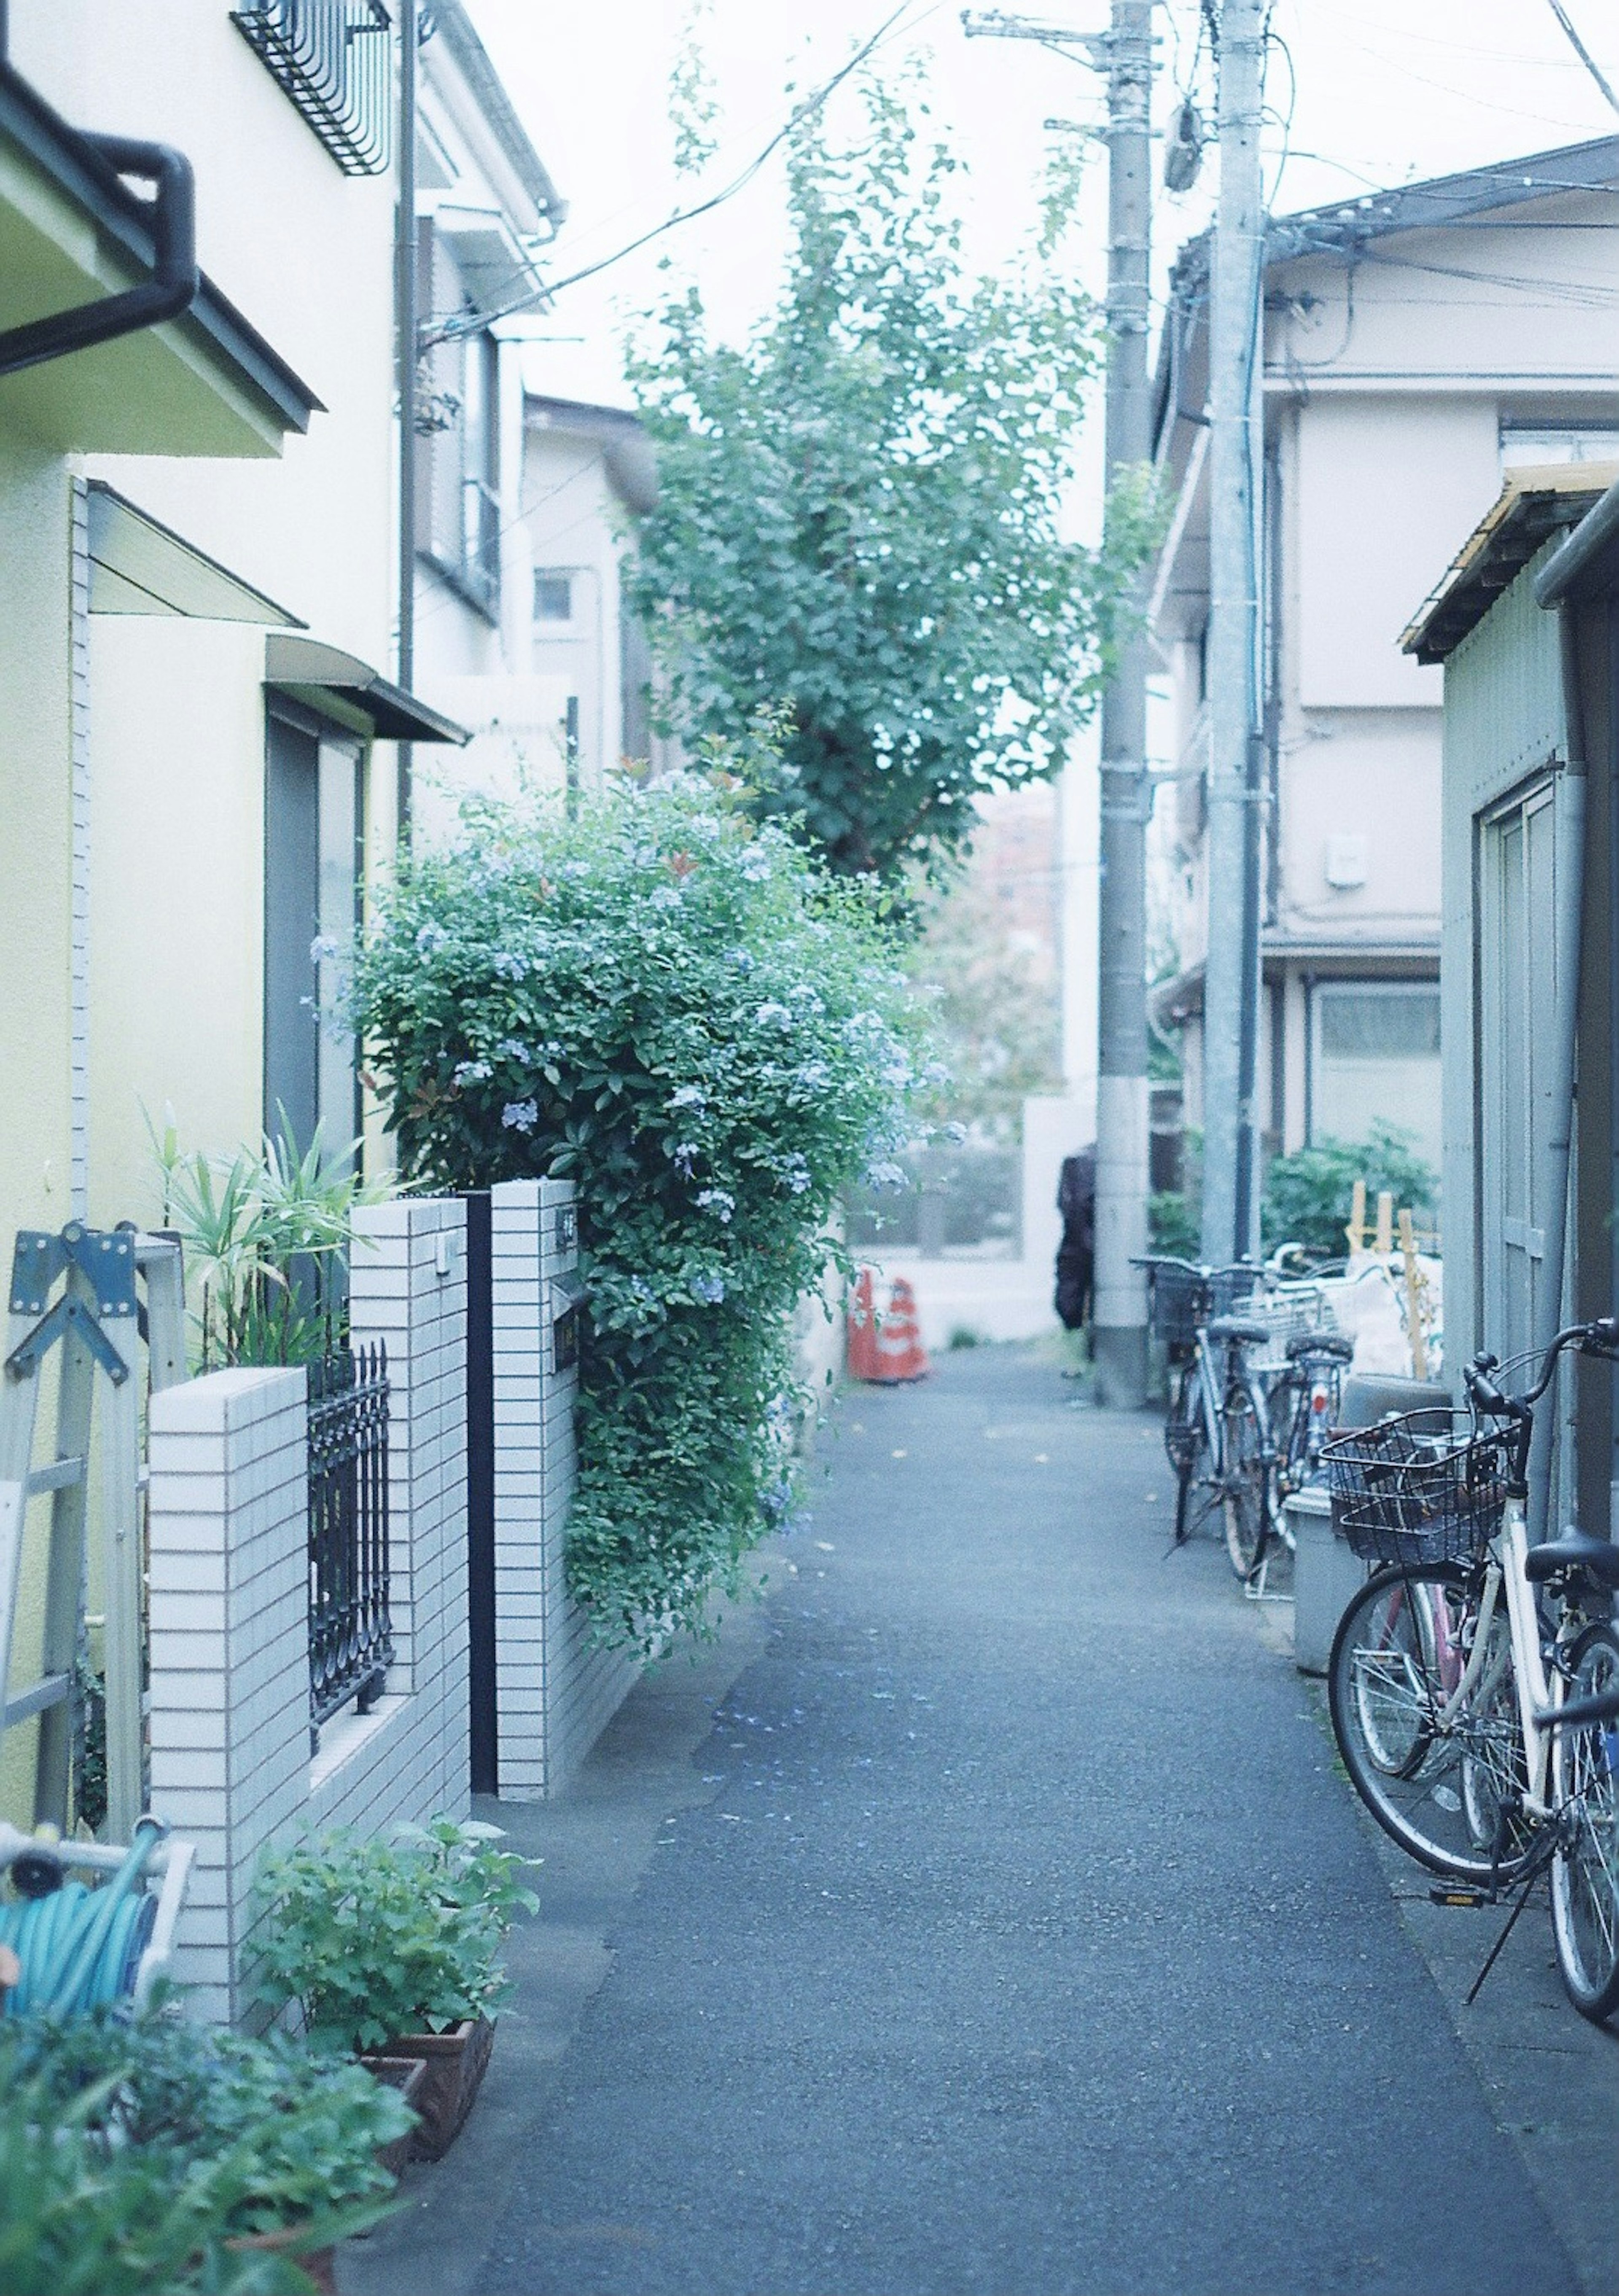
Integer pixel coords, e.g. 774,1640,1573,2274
465,0,1619,450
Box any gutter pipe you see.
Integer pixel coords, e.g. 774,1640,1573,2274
0,127,198,378
0,4,199,379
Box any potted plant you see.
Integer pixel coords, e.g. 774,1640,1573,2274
254,1819,537,2160
0,2008,414,2294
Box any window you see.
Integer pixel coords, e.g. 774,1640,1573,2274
1501,425,1619,472
1309,982,1441,1173
533,572,573,622
416,233,501,621
231,1,393,176
264,704,362,1158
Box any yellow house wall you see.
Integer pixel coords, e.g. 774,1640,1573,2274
0,436,72,1238
0,435,73,1823
86,619,270,1227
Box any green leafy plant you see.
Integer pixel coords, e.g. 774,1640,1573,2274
253,1820,539,2055
352,753,924,1648
149,1110,391,1367
627,74,1157,880
1261,1123,1439,1262
0,2055,326,2295
0,2006,413,2241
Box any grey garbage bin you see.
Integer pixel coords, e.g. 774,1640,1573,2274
1289,1483,1366,1676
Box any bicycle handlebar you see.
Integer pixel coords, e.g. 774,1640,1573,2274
1463,1319,1619,1493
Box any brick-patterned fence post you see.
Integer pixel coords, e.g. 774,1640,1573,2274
146,1369,308,2027
347,1195,469,1825
488,1178,637,1800
145,1195,471,2026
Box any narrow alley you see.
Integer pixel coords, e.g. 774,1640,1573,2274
350,1350,1612,2296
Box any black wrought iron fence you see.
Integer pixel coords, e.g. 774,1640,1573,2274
307,1343,393,1747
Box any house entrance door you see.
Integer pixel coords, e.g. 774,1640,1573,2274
1478,777,1563,1365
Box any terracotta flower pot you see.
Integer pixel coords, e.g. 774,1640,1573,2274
364,2016,495,2162
366,2054,429,2179
227,2225,337,2294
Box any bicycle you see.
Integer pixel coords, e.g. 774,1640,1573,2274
1323,1319,1619,2022
1137,1257,1272,1560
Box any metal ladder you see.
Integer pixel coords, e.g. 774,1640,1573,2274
0,1222,186,1842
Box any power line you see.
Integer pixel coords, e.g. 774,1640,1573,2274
424,0,926,350
1543,0,1619,116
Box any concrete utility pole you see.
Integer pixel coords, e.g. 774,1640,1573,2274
1090,0,1154,1405
1198,0,1266,1267
961,3,1154,1405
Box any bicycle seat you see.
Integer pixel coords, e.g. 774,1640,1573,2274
1286,1331,1354,1364
1523,1527,1619,1590
1206,1318,1272,1348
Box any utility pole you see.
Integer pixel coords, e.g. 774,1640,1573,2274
1198,0,1266,1267
962,3,1154,1405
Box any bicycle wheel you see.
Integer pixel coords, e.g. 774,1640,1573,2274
1549,1622,1619,2022
1328,1561,1530,1882
1222,1381,1271,1580
1166,1364,1211,1545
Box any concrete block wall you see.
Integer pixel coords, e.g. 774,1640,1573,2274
489,1178,637,1800
145,1197,471,2024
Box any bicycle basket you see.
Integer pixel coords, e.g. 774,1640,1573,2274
1147,1264,1209,1358
1322,1410,1508,1567
1239,1284,1339,1374
1148,1263,1259,1359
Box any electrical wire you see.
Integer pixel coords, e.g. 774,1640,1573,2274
425,0,929,350
1542,0,1619,116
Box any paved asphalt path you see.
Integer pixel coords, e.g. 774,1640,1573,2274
429,1351,1588,2294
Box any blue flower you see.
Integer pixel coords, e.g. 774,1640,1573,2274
649,884,681,910
755,1001,793,1029
669,1083,706,1110
738,845,771,881
780,1154,812,1195
309,934,343,965
691,1273,726,1304
501,1099,538,1133
793,1062,830,1093
728,949,756,972
492,951,528,982
670,1139,699,1176
495,1038,532,1063
453,1059,493,1086
865,1160,908,1192
696,1188,736,1224
416,922,448,957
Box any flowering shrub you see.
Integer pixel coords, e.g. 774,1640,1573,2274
353,760,923,1649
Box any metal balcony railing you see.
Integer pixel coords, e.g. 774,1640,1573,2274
232,1,393,178
307,1342,393,1747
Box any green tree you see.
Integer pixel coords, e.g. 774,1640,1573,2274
627,77,1153,880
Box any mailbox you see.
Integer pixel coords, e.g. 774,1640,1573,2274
550,1268,587,1373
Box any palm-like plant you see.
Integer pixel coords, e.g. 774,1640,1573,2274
148,1109,391,1368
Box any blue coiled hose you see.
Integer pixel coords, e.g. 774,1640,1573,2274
0,1819,161,2016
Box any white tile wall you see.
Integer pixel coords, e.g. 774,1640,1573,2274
489,1179,638,1800
145,1198,472,2025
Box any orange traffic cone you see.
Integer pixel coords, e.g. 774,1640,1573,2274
845,1265,882,1382
871,1276,930,1383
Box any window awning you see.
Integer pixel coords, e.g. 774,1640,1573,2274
87,482,303,622
264,634,470,745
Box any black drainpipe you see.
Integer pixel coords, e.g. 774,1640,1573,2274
0,24,199,376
